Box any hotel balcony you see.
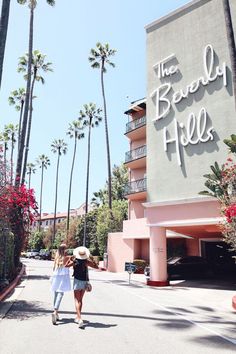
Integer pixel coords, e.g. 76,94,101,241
124,178,147,200
125,116,146,140
125,145,146,169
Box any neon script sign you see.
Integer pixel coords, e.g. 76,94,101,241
151,44,227,166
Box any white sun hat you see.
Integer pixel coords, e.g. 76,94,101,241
73,246,90,260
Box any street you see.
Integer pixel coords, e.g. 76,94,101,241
0,259,236,354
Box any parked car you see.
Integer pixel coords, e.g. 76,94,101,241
144,256,213,280
38,249,51,260
26,249,40,259
167,256,213,279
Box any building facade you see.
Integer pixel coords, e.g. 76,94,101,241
32,203,88,231
107,0,236,285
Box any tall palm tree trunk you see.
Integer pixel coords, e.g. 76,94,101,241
83,123,91,246
28,170,31,189
15,6,33,186
101,60,112,210
223,0,236,109
28,169,32,233
67,134,77,236
0,0,11,90
53,153,60,245
21,73,36,184
17,100,24,153
10,134,14,184
39,164,44,232
4,142,7,184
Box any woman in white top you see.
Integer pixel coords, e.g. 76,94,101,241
50,243,71,325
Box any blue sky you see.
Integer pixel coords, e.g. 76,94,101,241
0,0,189,213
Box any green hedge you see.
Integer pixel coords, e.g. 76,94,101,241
0,229,15,287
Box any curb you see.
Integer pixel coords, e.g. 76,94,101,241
0,264,26,302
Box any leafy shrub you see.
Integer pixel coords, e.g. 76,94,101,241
133,259,148,274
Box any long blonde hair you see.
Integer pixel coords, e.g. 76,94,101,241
54,243,67,269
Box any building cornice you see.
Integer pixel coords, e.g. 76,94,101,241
143,196,218,208
145,0,212,33
146,216,223,228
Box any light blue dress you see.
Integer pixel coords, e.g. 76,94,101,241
51,266,71,292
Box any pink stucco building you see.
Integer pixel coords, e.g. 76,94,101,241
107,0,236,286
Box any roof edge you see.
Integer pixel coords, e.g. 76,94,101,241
145,0,212,32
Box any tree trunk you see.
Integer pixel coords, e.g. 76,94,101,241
21,72,36,184
39,164,44,232
15,6,33,186
100,60,112,210
17,100,24,153
223,0,236,108
67,134,77,236
10,133,14,184
83,123,91,246
53,152,60,245
0,0,11,90
4,141,7,185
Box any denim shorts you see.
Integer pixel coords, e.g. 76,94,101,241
73,278,87,291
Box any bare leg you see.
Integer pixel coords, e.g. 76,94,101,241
74,289,85,321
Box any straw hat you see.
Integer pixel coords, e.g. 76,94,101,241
73,246,90,260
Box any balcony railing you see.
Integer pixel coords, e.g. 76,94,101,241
125,145,146,163
125,116,146,134
124,178,147,195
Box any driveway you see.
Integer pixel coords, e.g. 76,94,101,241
0,259,236,354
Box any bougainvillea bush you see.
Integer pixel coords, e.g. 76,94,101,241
0,147,38,268
219,158,236,251
200,156,236,252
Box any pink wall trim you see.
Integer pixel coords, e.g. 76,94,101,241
130,200,145,219
107,232,135,272
146,200,220,225
123,218,149,239
130,168,146,181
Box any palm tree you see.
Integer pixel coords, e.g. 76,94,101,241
8,87,26,152
223,0,236,108
17,50,53,184
66,120,84,236
224,134,236,153
15,0,55,186
89,42,116,211
26,162,36,232
199,162,226,201
4,123,18,184
36,154,50,231
91,188,108,207
51,139,67,245
0,0,11,90
0,128,9,184
78,103,102,246
26,162,36,189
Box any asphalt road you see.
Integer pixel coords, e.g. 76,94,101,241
1,259,236,354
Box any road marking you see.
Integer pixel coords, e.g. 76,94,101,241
107,278,236,346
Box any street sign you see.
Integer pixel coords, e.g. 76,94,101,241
125,262,136,273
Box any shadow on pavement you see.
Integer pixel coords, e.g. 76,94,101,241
85,322,117,329
152,306,236,349
165,278,236,291
25,275,50,281
4,300,51,320
188,335,236,350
